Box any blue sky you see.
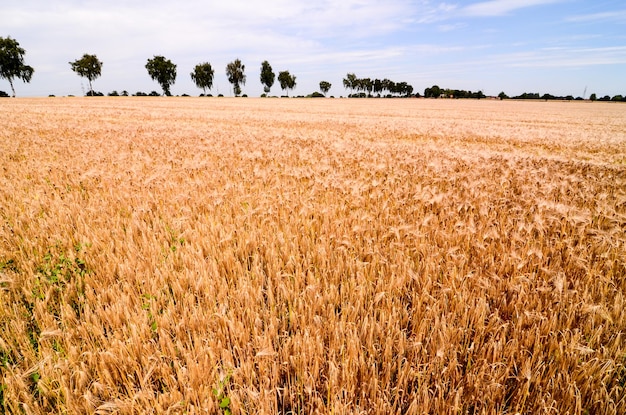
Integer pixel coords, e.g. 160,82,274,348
2,0,625,97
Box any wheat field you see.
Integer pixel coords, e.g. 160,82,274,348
1,97,625,414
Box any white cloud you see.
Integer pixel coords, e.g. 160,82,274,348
484,46,626,68
463,0,564,17
437,23,467,32
565,10,626,23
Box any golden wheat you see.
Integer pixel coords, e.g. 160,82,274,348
1,97,625,414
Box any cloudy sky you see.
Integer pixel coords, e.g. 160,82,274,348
2,0,625,97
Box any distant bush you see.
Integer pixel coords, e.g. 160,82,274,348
308,92,325,98
86,90,104,96
134,91,147,96
0,90,9,97
48,94,55,97
108,91,119,96
149,91,160,96
513,92,540,100
242,94,248,97
218,94,224,97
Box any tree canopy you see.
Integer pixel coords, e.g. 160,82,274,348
343,74,414,97
190,62,214,95
226,59,246,96
319,81,332,96
278,70,297,96
145,55,177,96
69,54,103,96
0,36,34,97
424,85,441,98
260,61,275,95
343,73,357,95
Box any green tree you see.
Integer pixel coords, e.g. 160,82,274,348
343,73,357,96
396,82,413,97
260,60,275,95
373,79,383,96
589,93,597,101
190,62,214,95
226,59,246,96
424,85,441,98
498,91,509,100
69,54,103,96
278,70,296,97
145,55,177,96
361,77,373,97
0,36,34,97
382,79,395,96
319,81,331,97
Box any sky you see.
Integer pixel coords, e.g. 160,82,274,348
2,0,625,97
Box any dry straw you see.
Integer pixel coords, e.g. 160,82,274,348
1,97,625,414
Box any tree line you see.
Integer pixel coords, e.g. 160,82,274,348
422,85,486,99
342,73,414,97
2,36,625,101
0,36,323,98
497,91,626,102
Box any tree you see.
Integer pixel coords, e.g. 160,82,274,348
383,79,395,96
260,61,275,95
361,78,373,97
424,85,441,98
0,36,34,97
145,55,177,96
343,73,357,96
319,81,332,96
589,93,597,101
69,54,103,96
498,91,509,100
278,70,296,97
226,59,246,96
373,79,383,96
190,62,214,95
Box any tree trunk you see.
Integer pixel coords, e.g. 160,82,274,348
9,79,15,97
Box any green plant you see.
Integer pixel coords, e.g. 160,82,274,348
0,383,6,410
213,372,232,415
35,246,89,319
30,371,41,399
141,294,158,333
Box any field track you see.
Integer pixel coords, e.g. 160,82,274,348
1,97,625,413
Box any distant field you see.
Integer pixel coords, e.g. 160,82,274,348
1,97,625,414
